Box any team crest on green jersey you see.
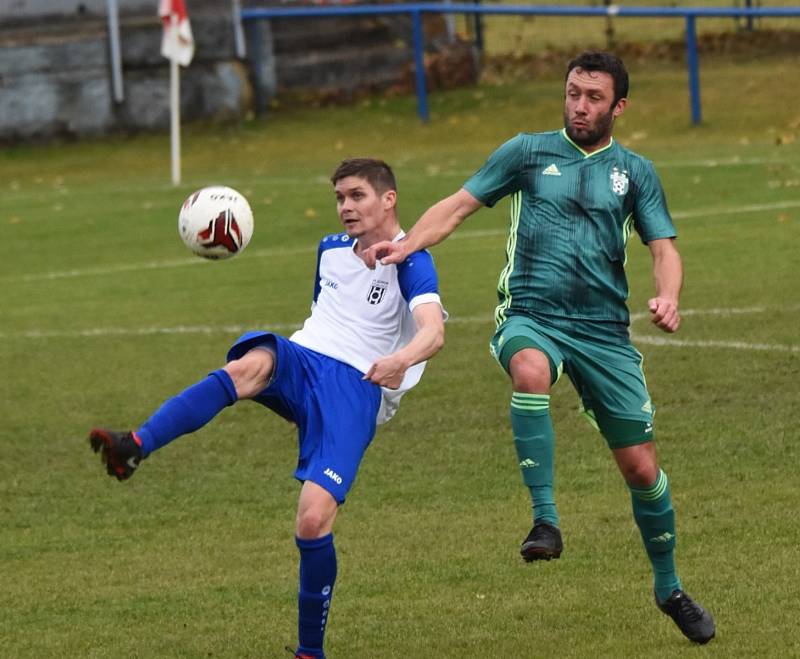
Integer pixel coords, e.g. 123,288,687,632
610,167,629,196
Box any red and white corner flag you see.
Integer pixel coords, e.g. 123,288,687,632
160,0,194,67
160,0,193,185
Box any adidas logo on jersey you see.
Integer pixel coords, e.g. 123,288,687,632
542,164,561,176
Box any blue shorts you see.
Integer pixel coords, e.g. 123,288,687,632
227,331,382,504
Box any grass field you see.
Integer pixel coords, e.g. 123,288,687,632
1,49,799,658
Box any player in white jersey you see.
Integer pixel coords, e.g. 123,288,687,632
87,158,446,659
291,226,443,424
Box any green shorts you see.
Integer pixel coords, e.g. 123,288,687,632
489,314,655,449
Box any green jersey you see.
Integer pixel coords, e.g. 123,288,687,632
464,129,675,336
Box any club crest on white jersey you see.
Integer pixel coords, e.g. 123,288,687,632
367,280,388,305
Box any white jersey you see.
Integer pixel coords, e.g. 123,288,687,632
290,231,445,424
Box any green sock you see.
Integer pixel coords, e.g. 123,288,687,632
510,392,558,527
629,469,682,602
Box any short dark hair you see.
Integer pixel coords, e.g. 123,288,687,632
331,158,397,194
566,51,629,107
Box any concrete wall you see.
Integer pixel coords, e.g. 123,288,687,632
0,6,249,141
0,1,476,142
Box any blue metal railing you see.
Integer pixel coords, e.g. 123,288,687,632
241,4,800,124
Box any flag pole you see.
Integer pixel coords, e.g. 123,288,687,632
170,13,181,186
231,0,246,58
107,0,125,102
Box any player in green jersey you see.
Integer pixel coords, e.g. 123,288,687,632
364,51,715,644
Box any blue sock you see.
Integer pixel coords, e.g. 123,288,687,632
135,369,237,455
296,533,337,659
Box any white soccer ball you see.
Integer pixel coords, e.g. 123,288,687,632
178,186,254,260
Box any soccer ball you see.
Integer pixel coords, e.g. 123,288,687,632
178,186,254,260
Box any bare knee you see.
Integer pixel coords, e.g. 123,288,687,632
296,507,332,539
620,462,659,486
296,491,338,539
509,349,551,393
223,349,274,399
614,443,659,487
296,481,338,539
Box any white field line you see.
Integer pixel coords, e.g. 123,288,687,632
7,323,298,339
630,335,799,353
7,245,316,284
6,198,799,285
632,305,800,353
13,155,788,198
6,231,508,284
3,308,798,354
438,156,798,176
628,306,769,322
0,315,490,340
655,156,798,169
671,199,800,220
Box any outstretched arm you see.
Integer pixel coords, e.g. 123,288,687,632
647,238,683,333
363,302,445,389
363,188,483,267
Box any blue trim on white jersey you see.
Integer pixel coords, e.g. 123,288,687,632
397,249,439,303
312,233,355,304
